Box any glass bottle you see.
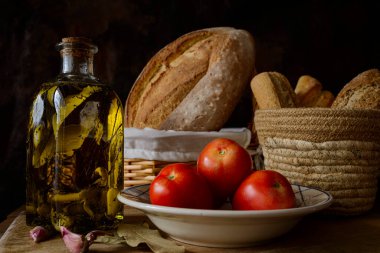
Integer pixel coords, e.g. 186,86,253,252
26,37,124,233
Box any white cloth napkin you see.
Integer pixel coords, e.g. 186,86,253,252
124,127,252,162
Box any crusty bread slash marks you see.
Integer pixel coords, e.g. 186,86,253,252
125,27,256,131
126,32,212,128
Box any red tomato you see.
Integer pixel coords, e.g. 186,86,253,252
149,163,213,209
232,170,296,210
197,138,253,205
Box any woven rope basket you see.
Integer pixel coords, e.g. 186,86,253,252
255,108,380,215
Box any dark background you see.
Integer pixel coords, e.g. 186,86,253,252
0,0,379,221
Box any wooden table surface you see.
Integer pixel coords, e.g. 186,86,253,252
1,202,380,253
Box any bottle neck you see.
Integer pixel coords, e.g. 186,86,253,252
56,38,98,81
60,49,95,76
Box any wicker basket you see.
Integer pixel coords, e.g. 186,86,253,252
124,159,196,187
255,108,380,215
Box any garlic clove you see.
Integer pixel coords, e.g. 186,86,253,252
60,226,88,253
29,226,54,243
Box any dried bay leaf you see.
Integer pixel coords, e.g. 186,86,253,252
94,234,125,245
52,85,102,137
107,97,123,141
117,223,185,253
107,97,123,188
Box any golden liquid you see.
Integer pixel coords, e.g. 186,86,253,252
26,81,124,233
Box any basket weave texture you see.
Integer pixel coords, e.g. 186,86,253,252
255,108,380,215
124,159,196,187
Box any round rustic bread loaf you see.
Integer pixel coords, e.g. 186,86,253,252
125,27,256,131
332,68,380,109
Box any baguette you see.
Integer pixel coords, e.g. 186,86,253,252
332,68,380,109
250,71,297,109
295,75,323,107
125,27,256,131
313,90,335,107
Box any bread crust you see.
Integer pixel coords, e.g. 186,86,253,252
250,71,296,109
332,68,380,109
313,90,335,108
295,75,323,107
125,27,256,130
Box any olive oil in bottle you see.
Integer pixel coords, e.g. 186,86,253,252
26,37,124,233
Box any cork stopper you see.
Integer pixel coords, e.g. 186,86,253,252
62,37,92,44
57,37,98,54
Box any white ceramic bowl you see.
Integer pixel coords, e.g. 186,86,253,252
117,184,332,248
